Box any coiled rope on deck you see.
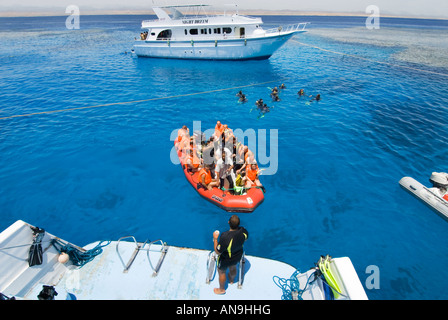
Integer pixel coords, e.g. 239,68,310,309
273,269,318,300
0,79,287,121
0,238,110,268
51,238,111,268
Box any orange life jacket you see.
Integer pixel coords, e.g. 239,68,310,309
443,194,448,202
215,123,224,137
247,166,258,181
178,128,188,142
186,153,200,168
244,151,250,162
244,150,254,163
177,136,189,152
199,168,212,185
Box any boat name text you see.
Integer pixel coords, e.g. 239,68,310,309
211,195,223,203
182,19,209,24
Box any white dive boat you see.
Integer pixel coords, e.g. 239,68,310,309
399,173,448,221
132,4,308,60
0,220,368,300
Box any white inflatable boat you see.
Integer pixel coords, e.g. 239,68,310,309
399,174,448,221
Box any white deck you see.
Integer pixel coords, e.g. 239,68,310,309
56,242,303,300
0,220,367,300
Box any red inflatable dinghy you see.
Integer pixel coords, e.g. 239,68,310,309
174,141,264,213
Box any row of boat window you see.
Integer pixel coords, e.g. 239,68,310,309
149,27,238,40
185,27,233,36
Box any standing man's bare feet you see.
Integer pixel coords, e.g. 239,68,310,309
214,288,226,295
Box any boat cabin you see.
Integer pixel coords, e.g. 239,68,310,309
140,5,264,41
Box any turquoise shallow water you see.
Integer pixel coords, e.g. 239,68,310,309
1,15,448,299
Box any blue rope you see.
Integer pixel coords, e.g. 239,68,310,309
52,239,111,268
273,269,317,300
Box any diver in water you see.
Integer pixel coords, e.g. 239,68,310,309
297,89,305,97
255,98,264,107
270,87,281,102
239,94,248,103
257,103,271,119
309,94,321,102
260,103,270,113
279,83,286,89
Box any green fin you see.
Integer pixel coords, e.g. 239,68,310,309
318,255,342,298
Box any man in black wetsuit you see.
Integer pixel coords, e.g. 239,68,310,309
213,215,249,295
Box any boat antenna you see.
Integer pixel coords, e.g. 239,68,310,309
222,3,238,15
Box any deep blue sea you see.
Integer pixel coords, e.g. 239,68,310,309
1,14,448,300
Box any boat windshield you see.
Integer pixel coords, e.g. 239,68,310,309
157,29,172,40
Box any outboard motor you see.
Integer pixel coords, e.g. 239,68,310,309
429,172,448,188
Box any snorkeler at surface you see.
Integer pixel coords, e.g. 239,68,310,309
238,94,248,103
255,98,264,107
258,103,270,113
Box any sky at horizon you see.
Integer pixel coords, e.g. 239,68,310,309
0,0,447,18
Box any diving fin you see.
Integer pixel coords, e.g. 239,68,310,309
318,255,342,299
28,226,45,267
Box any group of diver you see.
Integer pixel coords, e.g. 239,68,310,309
139,31,148,40
176,121,265,195
236,83,321,118
299,89,321,102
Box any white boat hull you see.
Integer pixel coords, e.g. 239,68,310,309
399,176,448,221
133,32,301,60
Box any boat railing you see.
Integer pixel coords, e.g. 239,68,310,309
205,250,245,288
146,239,168,277
116,236,145,273
265,22,309,35
238,252,245,288
206,251,217,284
116,236,168,276
141,13,236,25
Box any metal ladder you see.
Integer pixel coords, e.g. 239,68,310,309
206,251,217,284
116,236,168,277
237,252,245,289
206,251,245,288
